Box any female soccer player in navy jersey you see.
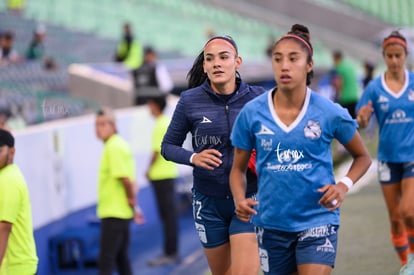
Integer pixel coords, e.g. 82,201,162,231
161,35,264,275
356,30,414,275
230,24,371,275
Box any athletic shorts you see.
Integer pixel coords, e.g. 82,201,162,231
378,161,414,184
192,189,255,248
256,224,339,274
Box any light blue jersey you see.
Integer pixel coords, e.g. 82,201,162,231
231,88,357,232
356,70,414,162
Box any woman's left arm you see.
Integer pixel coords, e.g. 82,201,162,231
319,131,372,209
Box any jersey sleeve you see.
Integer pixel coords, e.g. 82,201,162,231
230,106,254,151
0,182,21,224
161,95,194,165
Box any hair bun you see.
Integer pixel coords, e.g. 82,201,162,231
291,24,310,40
390,30,405,40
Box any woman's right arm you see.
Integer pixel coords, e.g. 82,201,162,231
230,147,258,222
161,96,194,166
356,84,374,128
356,101,373,128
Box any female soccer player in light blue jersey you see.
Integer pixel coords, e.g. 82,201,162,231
230,24,372,275
356,30,414,275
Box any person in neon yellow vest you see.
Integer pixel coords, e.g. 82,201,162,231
0,129,38,275
114,23,143,70
7,0,24,14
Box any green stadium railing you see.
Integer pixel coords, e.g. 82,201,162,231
341,0,414,27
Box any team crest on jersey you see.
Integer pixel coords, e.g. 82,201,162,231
304,120,321,139
408,89,414,101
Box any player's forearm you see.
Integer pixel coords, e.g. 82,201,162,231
230,167,248,203
230,148,251,202
0,222,12,267
120,178,136,202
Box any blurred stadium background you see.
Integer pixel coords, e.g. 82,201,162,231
0,0,413,274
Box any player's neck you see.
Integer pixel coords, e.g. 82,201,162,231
385,69,405,83
274,86,306,110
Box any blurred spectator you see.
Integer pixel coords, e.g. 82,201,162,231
7,106,26,131
7,0,25,15
114,23,143,70
25,24,58,70
26,24,46,60
0,108,11,131
0,31,21,66
0,107,26,131
132,46,173,105
145,96,179,266
332,50,360,118
95,108,137,275
362,61,375,89
43,56,58,71
316,69,338,102
0,129,38,275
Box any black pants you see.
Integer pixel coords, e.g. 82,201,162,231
151,178,178,256
98,218,132,275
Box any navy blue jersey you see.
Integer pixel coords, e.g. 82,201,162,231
162,78,265,198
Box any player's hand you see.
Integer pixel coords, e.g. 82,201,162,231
357,101,373,128
192,149,222,170
318,183,348,211
133,206,145,224
234,198,258,222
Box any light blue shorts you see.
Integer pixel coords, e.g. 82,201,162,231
256,224,339,274
192,189,255,248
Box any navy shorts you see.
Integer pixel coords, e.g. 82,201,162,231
256,224,339,274
378,161,414,184
192,189,255,248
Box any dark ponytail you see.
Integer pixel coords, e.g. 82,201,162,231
187,51,207,89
